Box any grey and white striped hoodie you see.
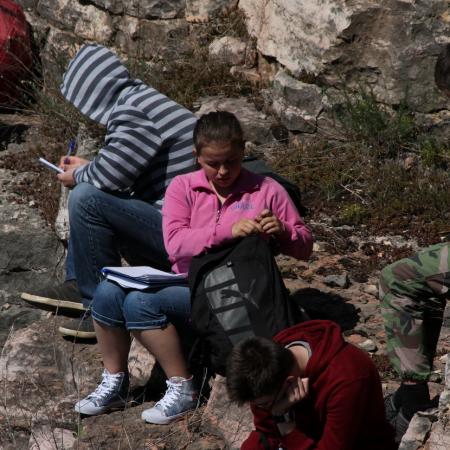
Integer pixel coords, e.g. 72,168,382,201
60,44,196,205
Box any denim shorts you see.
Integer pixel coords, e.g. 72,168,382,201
91,280,191,331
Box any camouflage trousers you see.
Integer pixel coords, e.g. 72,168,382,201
379,242,450,381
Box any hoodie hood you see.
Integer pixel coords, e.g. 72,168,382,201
275,320,347,381
60,44,138,125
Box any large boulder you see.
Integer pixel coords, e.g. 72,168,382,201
240,0,450,113
0,151,64,346
186,0,237,22
195,96,278,144
87,0,185,19
36,0,95,34
271,70,325,132
202,375,253,450
115,17,190,59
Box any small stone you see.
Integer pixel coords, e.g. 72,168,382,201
403,155,418,171
209,36,247,66
28,426,76,450
429,371,442,383
323,273,350,289
363,284,379,297
230,66,261,84
346,333,366,346
358,339,378,353
1,303,11,310
28,200,35,207
313,241,327,252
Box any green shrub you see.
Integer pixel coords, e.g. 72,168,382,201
340,203,369,225
332,87,417,157
419,138,449,169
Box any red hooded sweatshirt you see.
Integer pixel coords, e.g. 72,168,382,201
242,320,396,450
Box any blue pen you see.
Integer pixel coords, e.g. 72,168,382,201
64,139,76,164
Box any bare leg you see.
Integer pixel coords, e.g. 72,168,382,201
94,320,131,373
132,324,190,379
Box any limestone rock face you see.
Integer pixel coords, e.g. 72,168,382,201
240,0,450,113
0,159,64,347
209,36,247,65
115,17,190,59
240,0,351,76
196,96,276,144
36,0,114,41
272,70,324,132
87,0,185,19
426,417,450,449
28,426,76,450
186,0,236,22
202,375,253,450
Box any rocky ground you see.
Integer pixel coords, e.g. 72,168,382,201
0,116,449,449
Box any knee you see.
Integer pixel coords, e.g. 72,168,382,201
123,292,166,329
92,281,125,323
68,183,98,217
122,294,141,325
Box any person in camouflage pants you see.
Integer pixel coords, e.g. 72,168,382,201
377,43,450,443
379,242,450,439
380,242,450,380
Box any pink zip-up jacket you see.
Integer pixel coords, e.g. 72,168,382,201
162,168,313,274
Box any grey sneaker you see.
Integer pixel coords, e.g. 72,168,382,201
21,280,85,314
58,314,96,339
75,369,129,415
141,376,198,425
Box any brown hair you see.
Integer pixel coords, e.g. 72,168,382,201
225,336,294,405
193,111,245,154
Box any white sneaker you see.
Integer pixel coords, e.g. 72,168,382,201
141,376,198,425
75,369,129,415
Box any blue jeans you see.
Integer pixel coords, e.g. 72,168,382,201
92,280,191,330
67,183,169,306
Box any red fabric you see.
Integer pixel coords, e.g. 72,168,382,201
242,320,397,450
0,0,31,105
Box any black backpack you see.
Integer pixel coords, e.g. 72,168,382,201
188,235,302,376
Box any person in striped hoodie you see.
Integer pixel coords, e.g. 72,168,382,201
21,44,197,337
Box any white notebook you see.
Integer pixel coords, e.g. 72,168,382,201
101,266,187,290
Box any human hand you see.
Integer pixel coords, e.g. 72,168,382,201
255,209,284,236
271,377,309,416
57,167,76,188
59,155,89,171
231,218,263,238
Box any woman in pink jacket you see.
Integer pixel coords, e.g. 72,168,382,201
163,112,313,274
73,111,313,426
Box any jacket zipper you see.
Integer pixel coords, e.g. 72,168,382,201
216,201,223,223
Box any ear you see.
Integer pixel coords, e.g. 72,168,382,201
192,148,198,158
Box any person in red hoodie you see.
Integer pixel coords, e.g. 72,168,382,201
226,320,397,450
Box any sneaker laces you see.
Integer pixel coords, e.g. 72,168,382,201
155,379,183,412
87,370,123,402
